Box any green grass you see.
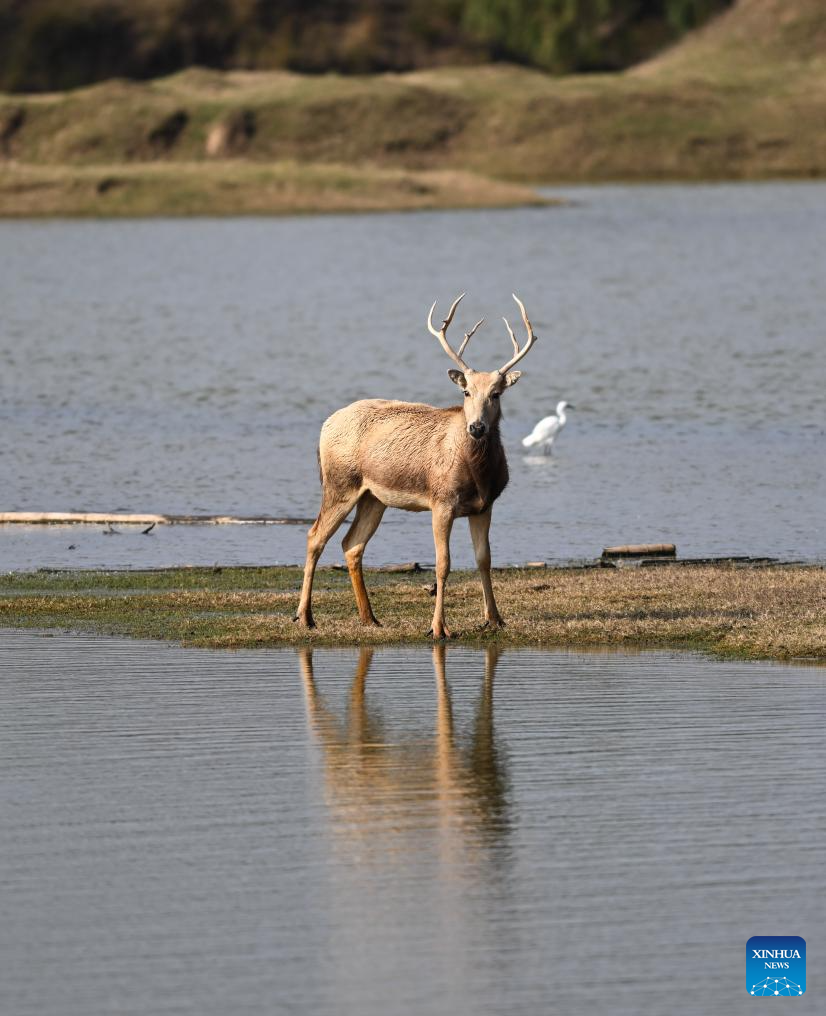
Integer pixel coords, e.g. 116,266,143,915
2,564,824,662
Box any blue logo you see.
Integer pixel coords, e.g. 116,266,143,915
747,936,806,996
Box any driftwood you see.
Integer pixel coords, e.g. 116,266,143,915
0,512,314,526
602,543,677,559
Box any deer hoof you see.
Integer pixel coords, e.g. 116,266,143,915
481,618,506,630
293,613,316,629
427,626,452,640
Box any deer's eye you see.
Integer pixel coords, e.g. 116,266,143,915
491,392,500,400
463,390,470,398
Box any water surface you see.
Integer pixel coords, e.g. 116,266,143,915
1,632,823,1014
1,182,824,570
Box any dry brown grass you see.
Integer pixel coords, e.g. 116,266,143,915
2,564,824,662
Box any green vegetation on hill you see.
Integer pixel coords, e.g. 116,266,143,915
461,0,729,72
0,0,732,92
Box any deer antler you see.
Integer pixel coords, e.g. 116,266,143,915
499,294,537,374
428,293,484,372
458,316,485,360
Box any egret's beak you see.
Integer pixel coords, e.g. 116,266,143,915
567,404,576,409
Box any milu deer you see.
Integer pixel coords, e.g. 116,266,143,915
294,293,537,637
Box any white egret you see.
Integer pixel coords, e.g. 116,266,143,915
521,400,575,454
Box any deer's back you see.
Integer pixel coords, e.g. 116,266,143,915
321,399,458,453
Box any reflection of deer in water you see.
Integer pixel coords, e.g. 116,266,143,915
298,646,509,857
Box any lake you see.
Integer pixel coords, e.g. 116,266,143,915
1,182,824,571
0,632,823,1015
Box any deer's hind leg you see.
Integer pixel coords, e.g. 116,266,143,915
429,504,455,639
295,486,361,628
342,492,386,625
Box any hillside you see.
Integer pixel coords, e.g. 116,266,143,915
1,0,824,214
640,0,826,69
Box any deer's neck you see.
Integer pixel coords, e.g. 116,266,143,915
455,419,508,513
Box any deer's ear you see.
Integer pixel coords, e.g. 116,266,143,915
503,370,522,387
447,369,466,387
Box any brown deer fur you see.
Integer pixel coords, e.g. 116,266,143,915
294,295,537,638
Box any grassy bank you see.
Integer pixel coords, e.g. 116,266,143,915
1,564,824,662
0,160,550,216
1,2,824,215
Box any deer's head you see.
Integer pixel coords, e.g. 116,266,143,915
428,293,537,440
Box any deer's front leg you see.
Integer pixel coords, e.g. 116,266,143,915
469,509,505,628
429,505,454,639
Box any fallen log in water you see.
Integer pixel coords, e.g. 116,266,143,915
602,543,677,559
0,512,314,526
